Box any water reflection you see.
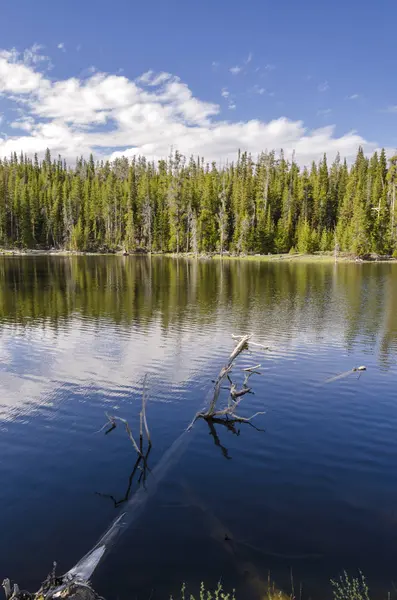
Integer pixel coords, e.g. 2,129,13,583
96,444,152,508
1,257,397,600
0,257,396,368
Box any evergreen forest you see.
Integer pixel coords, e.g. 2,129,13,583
1,147,397,256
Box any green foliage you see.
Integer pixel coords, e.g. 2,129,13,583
331,571,370,600
172,582,235,600
0,146,394,256
296,219,312,253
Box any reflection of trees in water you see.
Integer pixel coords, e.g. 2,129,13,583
0,256,396,366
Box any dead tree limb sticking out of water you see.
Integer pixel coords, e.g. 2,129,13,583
1,342,266,600
187,334,266,430
100,375,152,457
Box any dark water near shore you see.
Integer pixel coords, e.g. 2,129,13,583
1,256,397,600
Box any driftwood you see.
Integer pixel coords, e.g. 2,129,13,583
206,414,265,460
140,374,151,448
101,414,142,455
2,337,267,600
99,375,152,457
2,564,101,600
188,334,266,429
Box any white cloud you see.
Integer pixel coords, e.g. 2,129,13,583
221,87,236,110
0,46,382,166
0,49,48,93
252,85,266,96
10,115,35,131
318,81,329,93
245,52,253,64
23,44,50,67
57,42,66,52
229,65,241,75
317,108,332,116
347,94,359,100
264,64,276,71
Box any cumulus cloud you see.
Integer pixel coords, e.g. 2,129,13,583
57,42,66,52
229,65,242,75
0,49,48,93
0,46,381,165
10,115,35,131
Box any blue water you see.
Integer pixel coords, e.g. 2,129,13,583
0,256,396,600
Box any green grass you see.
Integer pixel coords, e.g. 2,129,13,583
166,252,396,263
174,572,375,600
331,572,370,600
171,582,236,600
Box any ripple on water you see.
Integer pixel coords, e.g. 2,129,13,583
1,258,397,599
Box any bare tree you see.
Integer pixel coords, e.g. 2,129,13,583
218,176,228,256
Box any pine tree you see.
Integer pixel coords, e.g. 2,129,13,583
0,146,393,258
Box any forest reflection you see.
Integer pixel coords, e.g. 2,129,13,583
0,256,396,368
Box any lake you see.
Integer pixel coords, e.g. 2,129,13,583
1,256,397,600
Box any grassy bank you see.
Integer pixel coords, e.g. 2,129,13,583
167,251,397,264
0,248,396,263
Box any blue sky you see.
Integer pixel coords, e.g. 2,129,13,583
0,0,396,165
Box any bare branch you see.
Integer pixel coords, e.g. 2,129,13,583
249,342,270,350
188,334,266,428
140,374,151,446
231,386,251,399
103,413,143,456
230,411,266,422
2,580,11,600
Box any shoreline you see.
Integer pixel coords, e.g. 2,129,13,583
0,248,396,263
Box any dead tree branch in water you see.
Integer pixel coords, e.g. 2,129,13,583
140,374,151,448
205,414,264,460
3,343,266,600
187,334,266,429
102,413,142,456
99,375,152,458
231,335,270,351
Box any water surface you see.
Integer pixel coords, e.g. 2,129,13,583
1,256,397,599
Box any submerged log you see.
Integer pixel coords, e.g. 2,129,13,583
3,336,267,600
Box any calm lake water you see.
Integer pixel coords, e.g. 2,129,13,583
1,256,397,600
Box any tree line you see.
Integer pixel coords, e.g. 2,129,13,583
0,147,396,255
